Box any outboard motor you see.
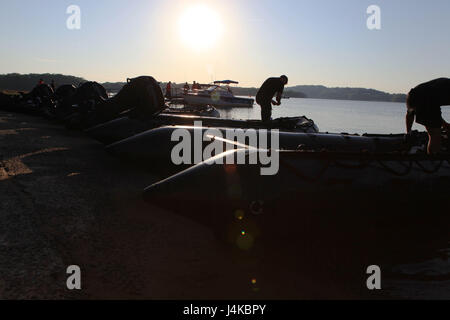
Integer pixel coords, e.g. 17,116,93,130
31,83,54,98
66,76,166,129
53,84,80,119
73,81,108,104
46,84,78,119
18,84,55,115
91,76,165,125
55,84,77,101
63,81,108,129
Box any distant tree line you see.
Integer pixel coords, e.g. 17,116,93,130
1,74,406,103
288,85,406,103
0,73,86,92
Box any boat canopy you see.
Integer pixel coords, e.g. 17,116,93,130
213,80,239,85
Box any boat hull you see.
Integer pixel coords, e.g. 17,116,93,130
86,115,319,145
104,125,413,173
183,94,254,108
143,149,450,252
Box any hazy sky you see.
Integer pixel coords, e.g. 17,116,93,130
0,0,449,93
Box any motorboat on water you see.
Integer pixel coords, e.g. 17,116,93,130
183,80,254,109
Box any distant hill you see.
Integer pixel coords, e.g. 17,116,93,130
1,74,406,103
231,87,307,98
0,73,86,91
288,85,406,103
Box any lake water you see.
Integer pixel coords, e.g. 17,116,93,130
218,98,450,135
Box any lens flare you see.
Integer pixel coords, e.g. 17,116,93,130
234,209,245,220
236,232,254,250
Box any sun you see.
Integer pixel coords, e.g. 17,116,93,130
178,5,224,51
